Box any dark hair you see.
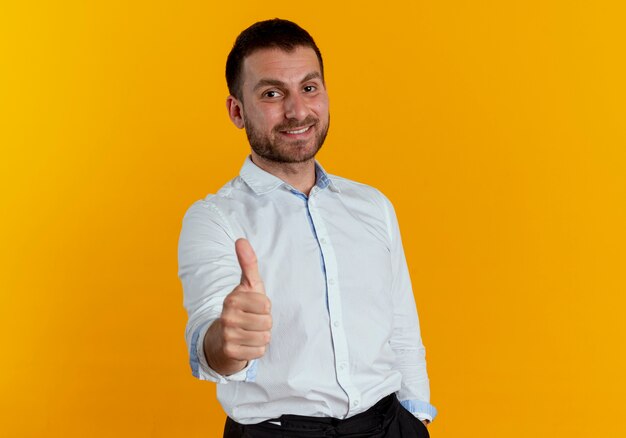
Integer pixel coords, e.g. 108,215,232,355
226,18,324,101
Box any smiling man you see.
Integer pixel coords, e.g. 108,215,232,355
178,19,437,437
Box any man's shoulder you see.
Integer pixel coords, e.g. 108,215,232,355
193,175,250,205
326,173,392,207
182,175,247,219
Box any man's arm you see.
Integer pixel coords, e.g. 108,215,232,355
379,192,438,423
178,200,269,382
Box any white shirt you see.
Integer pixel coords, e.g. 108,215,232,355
178,156,437,425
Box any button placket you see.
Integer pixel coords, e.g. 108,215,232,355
307,200,361,414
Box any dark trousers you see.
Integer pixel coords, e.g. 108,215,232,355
223,394,430,438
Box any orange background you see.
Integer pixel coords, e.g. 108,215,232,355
1,1,625,436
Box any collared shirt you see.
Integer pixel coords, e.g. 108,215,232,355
178,156,438,425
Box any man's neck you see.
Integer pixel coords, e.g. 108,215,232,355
250,152,317,196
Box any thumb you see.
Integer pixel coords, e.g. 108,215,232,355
235,238,265,293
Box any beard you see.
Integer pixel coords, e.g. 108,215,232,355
244,114,330,164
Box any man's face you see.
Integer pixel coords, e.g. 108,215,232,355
233,46,330,163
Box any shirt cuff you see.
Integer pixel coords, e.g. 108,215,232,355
190,321,257,383
399,399,438,423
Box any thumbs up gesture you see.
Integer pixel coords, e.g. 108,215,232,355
204,239,272,376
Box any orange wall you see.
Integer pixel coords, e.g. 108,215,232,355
1,1,625,436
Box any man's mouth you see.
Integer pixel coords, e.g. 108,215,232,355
282,125,312,135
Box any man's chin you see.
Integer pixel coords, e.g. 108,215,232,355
262,143,321,163
284,146,322,163
262,153,317,164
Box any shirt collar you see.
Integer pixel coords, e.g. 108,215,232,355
239,155,340,195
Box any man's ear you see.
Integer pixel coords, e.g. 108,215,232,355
226,95,245,129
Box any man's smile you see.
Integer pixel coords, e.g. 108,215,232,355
278,124,315,138
284,126,311,135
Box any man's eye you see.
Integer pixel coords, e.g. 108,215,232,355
303,85,317,93
264,90,280,98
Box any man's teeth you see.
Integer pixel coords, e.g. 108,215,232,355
286,126,310,134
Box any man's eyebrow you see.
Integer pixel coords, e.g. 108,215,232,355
301,72,322,83
253,79,285,91
253,72,323,91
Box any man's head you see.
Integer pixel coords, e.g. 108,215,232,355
226,18,324,102
225,19,329,164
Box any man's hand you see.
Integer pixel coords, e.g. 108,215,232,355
204,238,272,376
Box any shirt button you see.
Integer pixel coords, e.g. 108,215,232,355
352,400,360,407
328,278,335,285
339,362,347,370
320,238,327,244
333,320,340,327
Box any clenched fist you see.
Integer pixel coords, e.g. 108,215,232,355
204,238,272,376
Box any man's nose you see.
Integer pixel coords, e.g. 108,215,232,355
283,92,308,121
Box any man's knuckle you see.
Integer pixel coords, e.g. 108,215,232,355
223,344,237,359
256,331,269,344
223,295,237,308
222,328,236,343
261,321,271,331
221,316,236,328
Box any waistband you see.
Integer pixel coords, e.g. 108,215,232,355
251,394,400,435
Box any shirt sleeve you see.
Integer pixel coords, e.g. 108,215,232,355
379,193,438,422
178,198,256,383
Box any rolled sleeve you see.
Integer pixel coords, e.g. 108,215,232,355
179,198,245,383
399,398,438,423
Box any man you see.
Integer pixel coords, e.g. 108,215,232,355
179,18,437,437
